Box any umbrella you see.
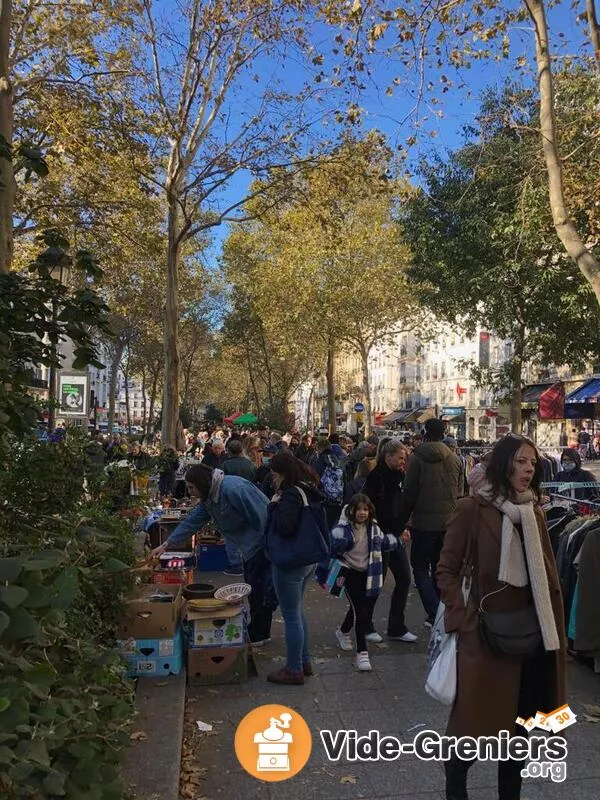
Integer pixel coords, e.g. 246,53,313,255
224,411,243,424
233,412,258,425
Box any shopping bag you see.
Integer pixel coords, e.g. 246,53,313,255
425,575,470,706
425,604,458,705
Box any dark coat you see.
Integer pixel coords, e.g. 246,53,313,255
436,496,567,738
223,455,257,483
266,482,324,539
398,441,462,531
362,461,404,535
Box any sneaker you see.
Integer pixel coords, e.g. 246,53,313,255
387,631,418,643
356,651,372,672
223,569,244,576
251,638,272,647
366,631,383,643
303,663,314,677
335,628,353,651
424,619,433,629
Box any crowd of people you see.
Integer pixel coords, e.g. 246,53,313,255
81,416,581,800
141,420,577,800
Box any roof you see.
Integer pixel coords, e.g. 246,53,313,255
566,377,600,403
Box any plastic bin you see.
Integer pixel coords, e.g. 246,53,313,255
196,543,229,571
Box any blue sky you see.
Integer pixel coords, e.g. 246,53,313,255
157,0,592,267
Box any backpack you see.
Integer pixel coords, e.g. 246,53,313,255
320,455,344,505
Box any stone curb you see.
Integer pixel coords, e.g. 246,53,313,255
122,672,186,800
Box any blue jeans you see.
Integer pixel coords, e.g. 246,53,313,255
410,530,445,623
272,564,314,673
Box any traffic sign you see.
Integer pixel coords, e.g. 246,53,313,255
354,402,365,412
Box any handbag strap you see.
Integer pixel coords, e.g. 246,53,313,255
459,500,479,602
295,485,309,507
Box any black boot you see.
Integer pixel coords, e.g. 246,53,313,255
445,757,473,800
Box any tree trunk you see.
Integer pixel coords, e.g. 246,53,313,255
246,346,261,418
524,0,600,305
141,368,147,438
586,0,600,68
306,384,314,431
359,341,373,437
162,195,181,447
123,357,131,434
108,339,125,432
0,0,14,273
510,326,525,434
326,335,336,435
147,366,159,440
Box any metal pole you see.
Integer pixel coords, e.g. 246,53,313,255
47,297,58,432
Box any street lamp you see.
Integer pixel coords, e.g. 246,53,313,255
46,255,72,433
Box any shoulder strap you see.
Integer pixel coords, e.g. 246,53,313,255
294,485,309,506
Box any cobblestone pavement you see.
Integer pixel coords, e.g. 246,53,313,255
186,572,600,800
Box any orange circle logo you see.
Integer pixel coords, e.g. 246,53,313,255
234,704,312,782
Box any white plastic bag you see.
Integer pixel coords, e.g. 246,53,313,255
425,610,458,705
424,576,470,706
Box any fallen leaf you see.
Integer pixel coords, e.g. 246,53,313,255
196,720,213,732
340,775,357,784
155,681,168,687
583,704,600,716
375,642,389,649
583,714,600,723
130,731,147,741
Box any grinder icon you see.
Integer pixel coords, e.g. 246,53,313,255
253,713,293,771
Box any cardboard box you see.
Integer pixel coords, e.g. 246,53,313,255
187,644,256,686
118,628,181,659
117,584,182,639
120,628,184,678
186,605,248,648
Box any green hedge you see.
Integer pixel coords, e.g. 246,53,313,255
0,435,138,799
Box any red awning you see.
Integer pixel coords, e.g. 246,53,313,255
539,382,564,420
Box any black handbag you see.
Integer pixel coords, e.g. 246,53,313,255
479,601,542,657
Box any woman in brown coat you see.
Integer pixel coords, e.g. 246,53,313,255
436,434,567,800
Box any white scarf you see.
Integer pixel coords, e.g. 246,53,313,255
478,483,560,652
208,469,225,504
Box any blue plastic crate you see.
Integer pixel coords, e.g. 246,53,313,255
196,543,229,571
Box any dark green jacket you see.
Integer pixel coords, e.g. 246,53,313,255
398,442,462,531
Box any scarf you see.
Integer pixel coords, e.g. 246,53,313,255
477,483,560,652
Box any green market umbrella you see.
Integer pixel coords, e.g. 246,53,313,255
233,412,258,425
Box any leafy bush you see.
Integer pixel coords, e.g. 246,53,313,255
0,435,139,799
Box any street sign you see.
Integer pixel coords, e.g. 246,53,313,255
355,413,364,424
354,402,365,412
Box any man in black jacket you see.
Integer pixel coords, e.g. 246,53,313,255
397,417,462,626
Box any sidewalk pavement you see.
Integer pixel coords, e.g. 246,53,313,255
186,572,600,800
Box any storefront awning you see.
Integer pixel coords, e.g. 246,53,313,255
383,411,402,424
566,377,600,403
539,382,564,420
521,383,554,406
416,407,436,423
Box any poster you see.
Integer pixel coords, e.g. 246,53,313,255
59,375,88,416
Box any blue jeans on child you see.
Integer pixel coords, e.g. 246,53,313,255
271,563,314,674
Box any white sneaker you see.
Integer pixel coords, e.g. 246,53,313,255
388,631,418,643
251,638,272,647
356,651,372,671
366,631,383,643
335,628,353,651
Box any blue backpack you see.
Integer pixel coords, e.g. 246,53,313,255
320,455,344,505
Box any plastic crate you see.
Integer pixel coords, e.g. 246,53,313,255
196,543,229,572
